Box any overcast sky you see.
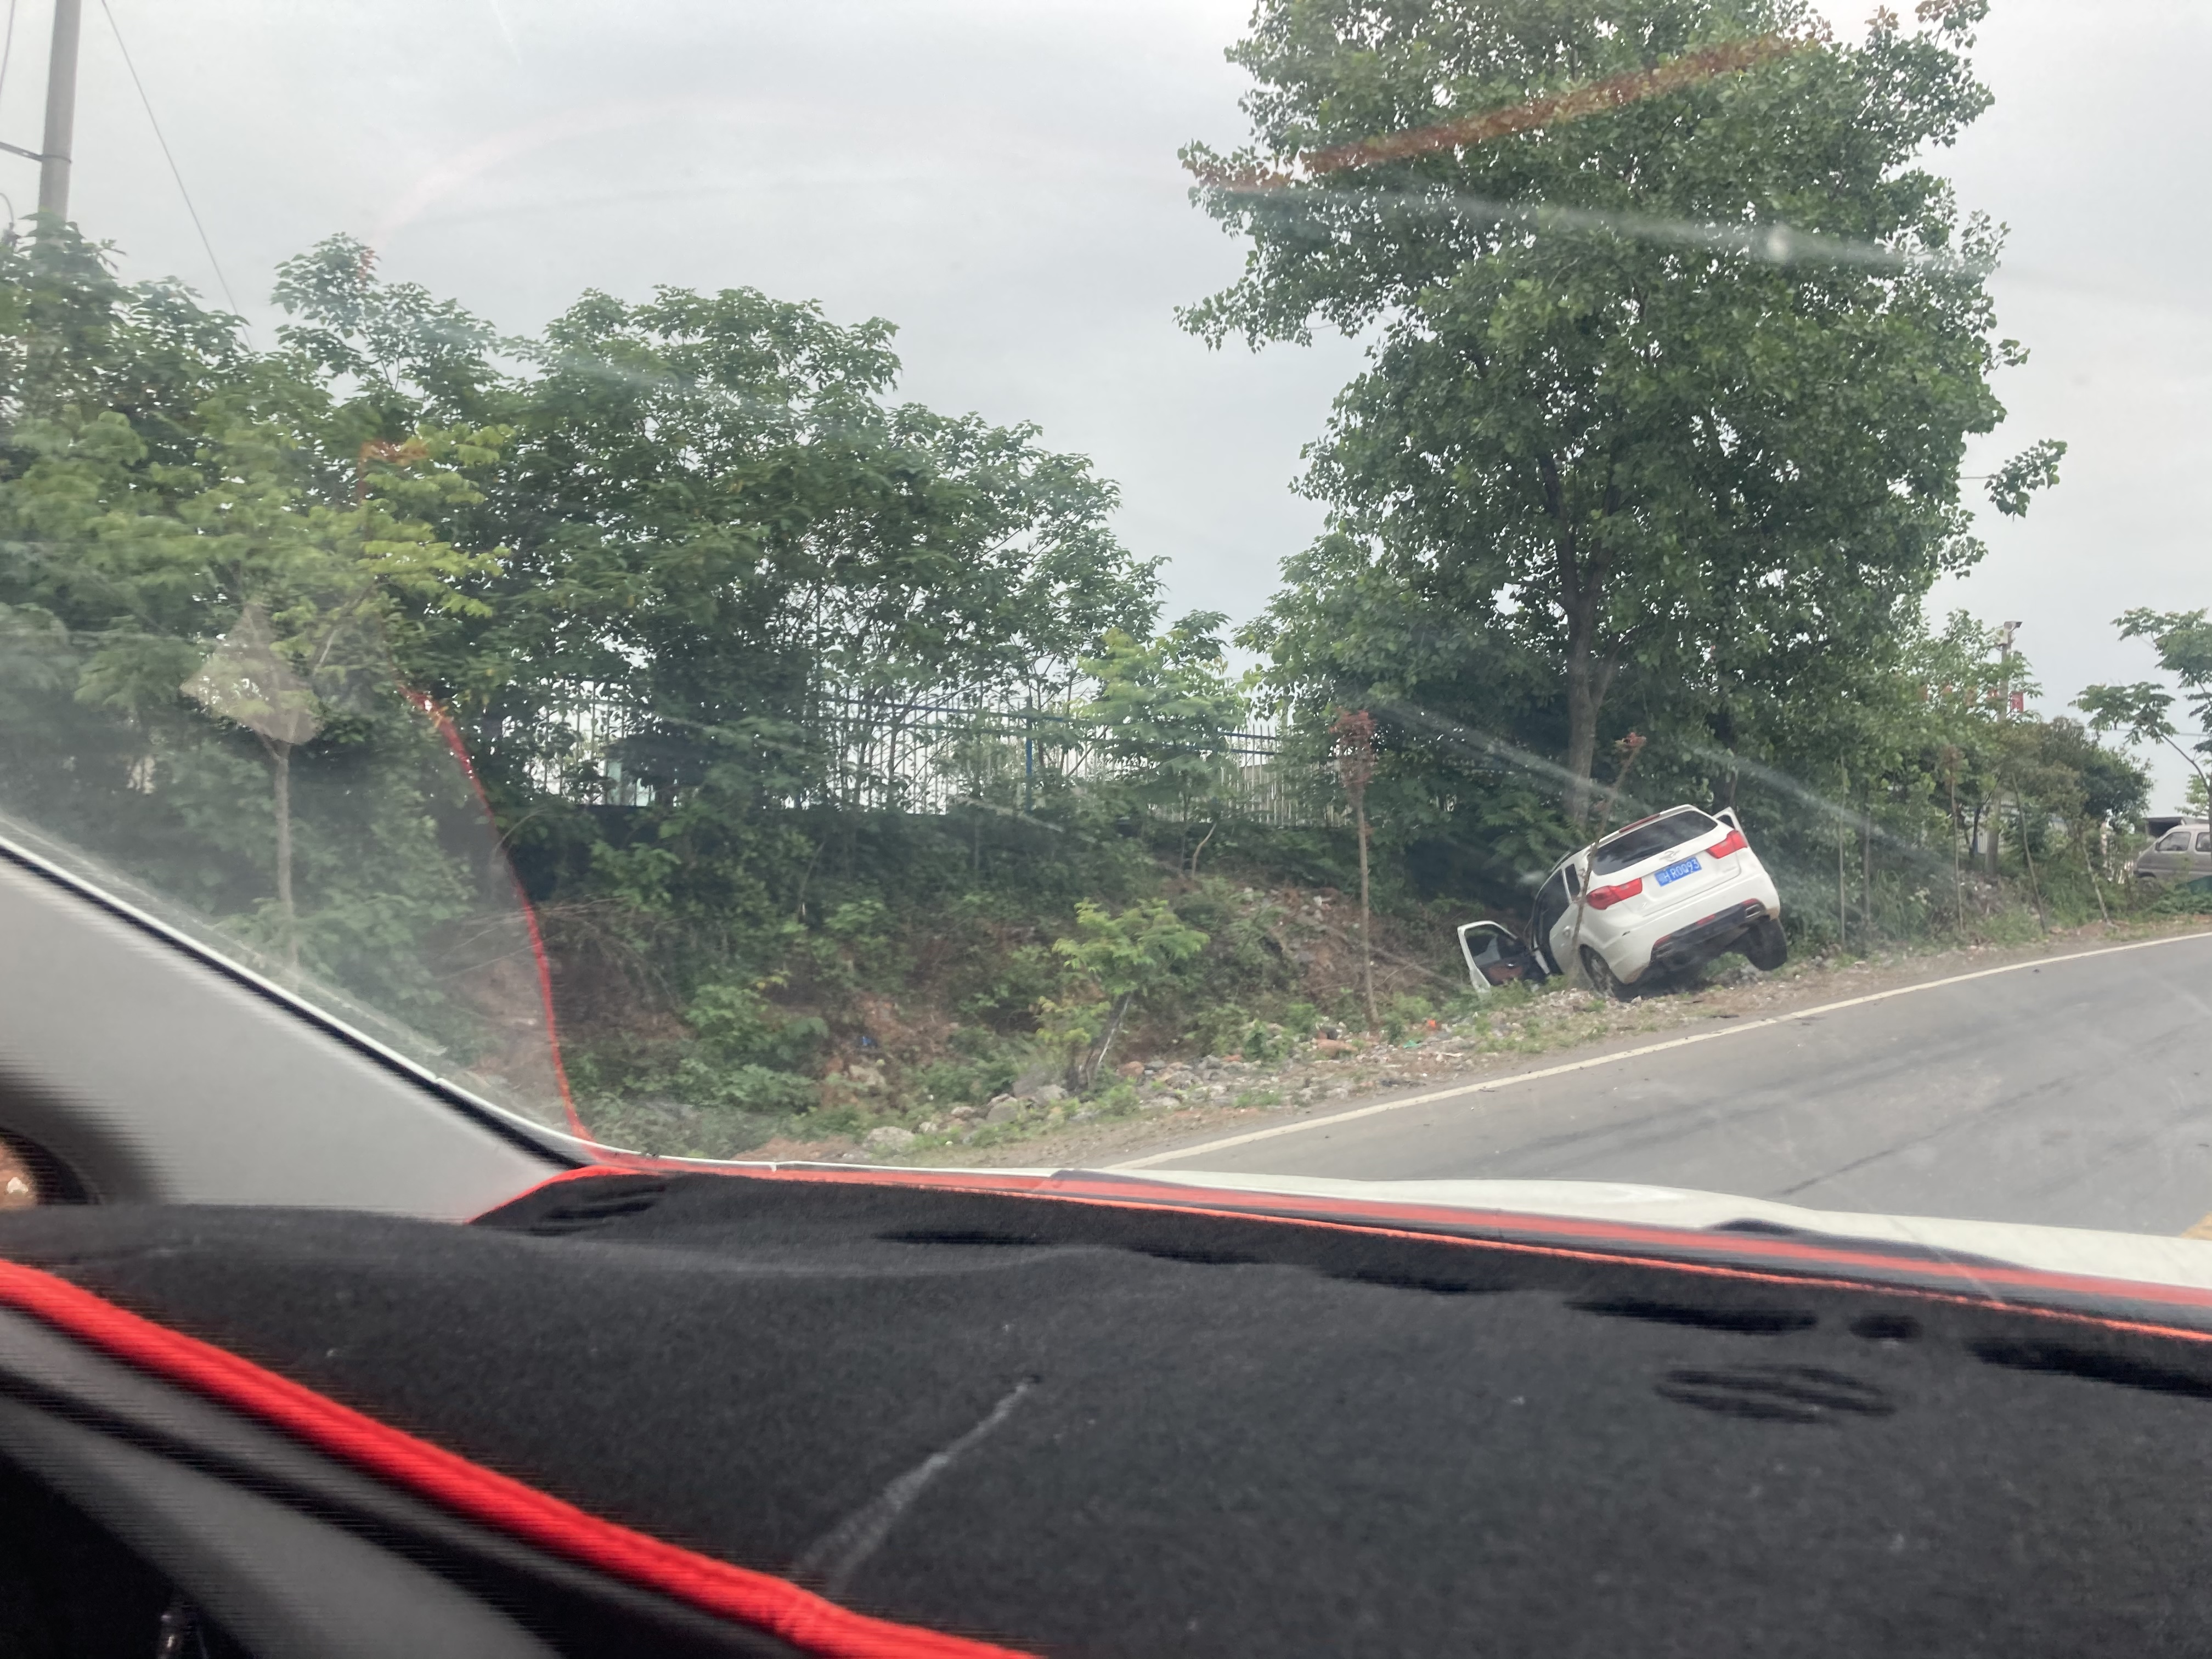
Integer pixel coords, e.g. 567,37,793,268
9,0,2204,808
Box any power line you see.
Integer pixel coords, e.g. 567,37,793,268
95,0,241,319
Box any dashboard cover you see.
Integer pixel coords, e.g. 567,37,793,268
2,1168,2212,1655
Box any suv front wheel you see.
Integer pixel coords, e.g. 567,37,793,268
1581,946,1630,1001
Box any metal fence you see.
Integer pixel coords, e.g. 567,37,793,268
526,683,1338,826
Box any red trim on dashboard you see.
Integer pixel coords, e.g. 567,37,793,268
484,1164,2212,1335
0,1260,1030,1659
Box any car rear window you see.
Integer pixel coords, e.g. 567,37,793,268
1590,809,1721,876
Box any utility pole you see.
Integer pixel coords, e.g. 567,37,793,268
1988,620,2022,876
37,0,82,222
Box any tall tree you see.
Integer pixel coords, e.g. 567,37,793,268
1190,0,2057,820
0,227,549,1085
1082,611,1247,873
268,239,1161,810
1330,707,1379,1031
2079,608,2212,817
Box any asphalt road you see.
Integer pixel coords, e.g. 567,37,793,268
1124,931,2212,1235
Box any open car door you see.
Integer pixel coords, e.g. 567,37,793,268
1456,920,1550,994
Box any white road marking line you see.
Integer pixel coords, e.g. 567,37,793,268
1110,929,2212,1172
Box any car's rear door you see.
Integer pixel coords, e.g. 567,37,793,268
1587,811,1729,933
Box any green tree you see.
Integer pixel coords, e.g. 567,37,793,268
262,236,1167,1055
2079,609,2212,817
1040,898,1209,1089
1082,610,1248,873
1894,612,2032,887
0,228,553,1098
268,238,1159,775
1190,0,2057,821
1330,707,1380,1029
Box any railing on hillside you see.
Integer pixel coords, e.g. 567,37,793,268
523,684,1338,826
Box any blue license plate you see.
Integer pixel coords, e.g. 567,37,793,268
1654,856,1701,887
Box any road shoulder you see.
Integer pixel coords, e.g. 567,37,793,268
890,919,2212,1175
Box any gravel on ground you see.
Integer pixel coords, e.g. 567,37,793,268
744,917,2211,1175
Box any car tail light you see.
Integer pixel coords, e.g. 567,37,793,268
1706,828,1748,859
1587,877,1643,910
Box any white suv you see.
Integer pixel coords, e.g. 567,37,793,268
1528,805,1786,997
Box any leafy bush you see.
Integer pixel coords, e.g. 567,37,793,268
687,981,825,1071
2149,879,2212,917
911,1029,1027,1107
1040,898,1208,1088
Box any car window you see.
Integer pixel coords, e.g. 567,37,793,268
1590,810,1722,876
2159,831,2194,852
2198,833,2210,854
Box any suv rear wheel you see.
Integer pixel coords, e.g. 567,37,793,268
1743,916,1788,971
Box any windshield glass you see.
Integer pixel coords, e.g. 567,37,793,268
0,600,576,1132
0,0,2207,1248
1590,810,1722,876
